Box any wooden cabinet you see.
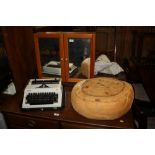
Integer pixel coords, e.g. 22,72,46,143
4,113,59,129
0,86,134,129
34,32,95,82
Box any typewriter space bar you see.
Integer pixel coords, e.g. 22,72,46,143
28,100,54,105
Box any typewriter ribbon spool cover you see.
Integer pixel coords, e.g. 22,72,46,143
71,77,134,120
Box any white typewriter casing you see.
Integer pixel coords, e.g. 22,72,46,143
22,79,63,109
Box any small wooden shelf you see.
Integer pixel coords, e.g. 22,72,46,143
34,32,95,82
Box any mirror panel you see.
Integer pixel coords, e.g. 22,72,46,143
38,37,61,78
68,38,91,79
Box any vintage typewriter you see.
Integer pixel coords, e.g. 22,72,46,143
22,78,63,110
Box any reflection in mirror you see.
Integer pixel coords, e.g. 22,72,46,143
68,38,91,79
38,38,61,78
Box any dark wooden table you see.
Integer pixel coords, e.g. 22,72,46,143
0,85,134,129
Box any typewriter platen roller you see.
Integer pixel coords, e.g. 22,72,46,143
22,79,63,110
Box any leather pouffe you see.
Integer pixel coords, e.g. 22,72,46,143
71,77,134,120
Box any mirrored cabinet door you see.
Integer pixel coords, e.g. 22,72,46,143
64,33,95,82
34,32,65,80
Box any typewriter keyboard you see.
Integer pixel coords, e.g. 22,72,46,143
26,92,58,105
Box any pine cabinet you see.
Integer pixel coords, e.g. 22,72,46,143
34,32,95,82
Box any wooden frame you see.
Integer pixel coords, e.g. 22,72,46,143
34,32,65,81
64,32,95,82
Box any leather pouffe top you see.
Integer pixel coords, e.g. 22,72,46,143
71,77,134,120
